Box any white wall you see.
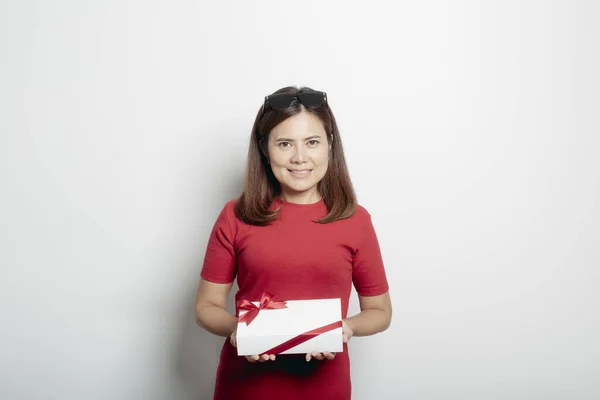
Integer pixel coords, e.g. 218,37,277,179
1,1,599,399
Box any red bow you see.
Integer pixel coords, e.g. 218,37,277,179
237,291,287,326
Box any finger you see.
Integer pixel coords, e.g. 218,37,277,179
306,353,312,362
246,354,259,363
312,352,325,361
269,354,276,361
258,354,270,362
323,352,336,360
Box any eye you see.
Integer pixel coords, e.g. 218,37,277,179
278,141,291,148
307,140,320,147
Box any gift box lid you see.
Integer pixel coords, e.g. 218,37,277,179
237,298,341,336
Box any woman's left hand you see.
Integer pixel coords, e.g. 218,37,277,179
305,320,354,362
305,351,336,361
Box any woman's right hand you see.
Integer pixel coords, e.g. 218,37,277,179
230,327,276,362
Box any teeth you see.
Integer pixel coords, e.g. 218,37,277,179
290,170,309,175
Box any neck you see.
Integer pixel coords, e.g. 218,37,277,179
280,190,322,204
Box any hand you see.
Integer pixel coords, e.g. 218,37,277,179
305,320,354,362
245,353,276,362
305,351,336,362
230,327,276,362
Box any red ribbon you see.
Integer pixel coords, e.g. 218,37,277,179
263,320,343,355
237,291,287,326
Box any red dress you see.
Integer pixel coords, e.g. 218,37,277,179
200,198,389,400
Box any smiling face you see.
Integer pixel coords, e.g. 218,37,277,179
267,111,330,204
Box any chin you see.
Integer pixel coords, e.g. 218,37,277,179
288,184,315,193
284,181,318,193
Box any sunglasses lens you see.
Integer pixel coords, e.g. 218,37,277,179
267,94,294,110
265,91,326,113
297,92,325,108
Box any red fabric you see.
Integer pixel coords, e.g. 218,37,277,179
200,198,389,400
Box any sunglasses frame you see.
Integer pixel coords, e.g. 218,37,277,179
261,91,328,117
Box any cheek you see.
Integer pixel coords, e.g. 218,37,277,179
314,149,330,166
268,152,286,167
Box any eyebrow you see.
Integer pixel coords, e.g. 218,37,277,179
274,135,323,142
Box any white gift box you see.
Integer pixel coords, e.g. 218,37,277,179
236,297,343,356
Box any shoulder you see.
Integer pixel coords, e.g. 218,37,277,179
351,203,372,222
221,198,241,222
223,198,238,214
212,199,240,229
354,204,372,218
336,203,373,228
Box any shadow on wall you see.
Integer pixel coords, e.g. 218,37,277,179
174,169,244,400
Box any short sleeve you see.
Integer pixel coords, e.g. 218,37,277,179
352,210,389,296
200,202,237,284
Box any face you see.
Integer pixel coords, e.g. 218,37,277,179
267,111,330,203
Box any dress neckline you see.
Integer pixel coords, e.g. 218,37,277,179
275,197,325,209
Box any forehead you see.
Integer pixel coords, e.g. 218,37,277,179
270,111,326,140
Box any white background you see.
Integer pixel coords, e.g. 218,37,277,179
1,1,599,399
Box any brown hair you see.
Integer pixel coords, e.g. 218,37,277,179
234,86,357,226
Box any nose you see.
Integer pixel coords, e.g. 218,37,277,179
290,146,307,164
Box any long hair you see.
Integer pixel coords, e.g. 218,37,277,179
234,86,357,226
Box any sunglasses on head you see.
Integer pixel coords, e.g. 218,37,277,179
262,91,327,116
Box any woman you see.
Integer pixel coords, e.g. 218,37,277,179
195,86,392,400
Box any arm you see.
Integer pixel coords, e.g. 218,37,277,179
194,278,237,337
307,292,391,361
344,291,392,337
195,279,277,363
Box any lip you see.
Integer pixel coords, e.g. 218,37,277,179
287,169,312,178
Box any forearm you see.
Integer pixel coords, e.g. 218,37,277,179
195,303,238,337
344,309,391,337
